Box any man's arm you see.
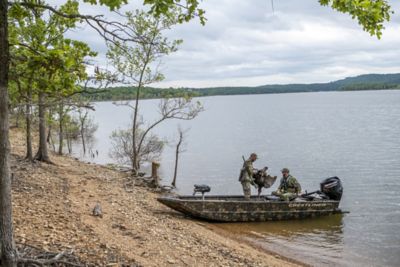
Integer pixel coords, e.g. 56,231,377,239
277,178,283,191
290,177,302,194
295,181,301,194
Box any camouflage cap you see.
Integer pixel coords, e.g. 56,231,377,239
281,168,290,173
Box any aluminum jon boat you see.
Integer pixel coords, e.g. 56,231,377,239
157,177,344,222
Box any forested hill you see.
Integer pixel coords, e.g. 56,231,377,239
82,73,400,101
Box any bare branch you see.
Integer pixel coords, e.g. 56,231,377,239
8,1,147,46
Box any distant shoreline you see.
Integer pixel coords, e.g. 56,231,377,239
87,87,400,104
81,73,400,102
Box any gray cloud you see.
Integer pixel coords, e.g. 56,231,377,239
58,0,400,87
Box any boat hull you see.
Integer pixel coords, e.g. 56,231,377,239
157,195,341,222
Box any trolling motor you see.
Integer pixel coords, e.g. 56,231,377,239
193,184,211,200
301,176,343,201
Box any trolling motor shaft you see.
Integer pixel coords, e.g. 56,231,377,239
193,184,211,200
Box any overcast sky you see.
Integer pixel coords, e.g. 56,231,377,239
63,0,400,88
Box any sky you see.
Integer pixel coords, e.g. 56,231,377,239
62,0,400,88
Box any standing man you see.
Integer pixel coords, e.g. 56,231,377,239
273,168,301,201
239,153,257,200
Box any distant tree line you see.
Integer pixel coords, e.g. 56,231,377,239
81,73,400,101
340,83,400,91
81,86,200,101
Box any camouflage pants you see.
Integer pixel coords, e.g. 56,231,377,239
241,182,251,200
273,191,297,201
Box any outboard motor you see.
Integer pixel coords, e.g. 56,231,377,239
320,177,343,201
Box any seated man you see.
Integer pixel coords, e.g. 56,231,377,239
272,168,301,201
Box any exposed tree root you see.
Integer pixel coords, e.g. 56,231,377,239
16,243,85,267
33,155,55,165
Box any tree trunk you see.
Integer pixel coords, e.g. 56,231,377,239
47,124,55,152
58,120,63,155
172,131,183,187
131,50,151,175
0,0,17,265
78,109,88,155
25,89,33,161
80,119,86,155
14,106,22,128
131,86,140,175
81,129,86,154
58,104,64,155
151,161,160,187
25,103,32,161
172,151,179,187
66,133,72,154
171,151,179,187
34,92,51,163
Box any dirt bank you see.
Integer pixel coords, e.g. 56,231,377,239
10,129,301,266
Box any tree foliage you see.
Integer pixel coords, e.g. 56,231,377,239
110,122,164,168
319,0,392,38
107,9,202,173
8,2,97,163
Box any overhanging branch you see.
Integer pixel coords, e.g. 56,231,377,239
8,1,148,45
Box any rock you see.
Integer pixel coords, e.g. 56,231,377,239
92,203,103,218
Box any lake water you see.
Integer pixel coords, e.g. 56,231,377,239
72,90,400,267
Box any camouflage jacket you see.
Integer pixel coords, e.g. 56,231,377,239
239,159,254,183
278,175,301,193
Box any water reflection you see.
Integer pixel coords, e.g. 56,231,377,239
217,214,345,266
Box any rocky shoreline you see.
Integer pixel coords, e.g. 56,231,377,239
10,129,302,266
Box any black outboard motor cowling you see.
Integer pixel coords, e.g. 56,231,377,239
320,177,343,201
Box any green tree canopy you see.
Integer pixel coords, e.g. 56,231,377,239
319,0,392,38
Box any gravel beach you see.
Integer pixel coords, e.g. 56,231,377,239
10,129,302,266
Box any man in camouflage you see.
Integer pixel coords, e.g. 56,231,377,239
239,153,258,200
272,168,301,201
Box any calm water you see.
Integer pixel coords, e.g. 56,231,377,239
73,90,400,267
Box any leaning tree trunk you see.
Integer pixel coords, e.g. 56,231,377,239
34,92,51,163
0,0,17,265
172,130,183,187
171,148,179,187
